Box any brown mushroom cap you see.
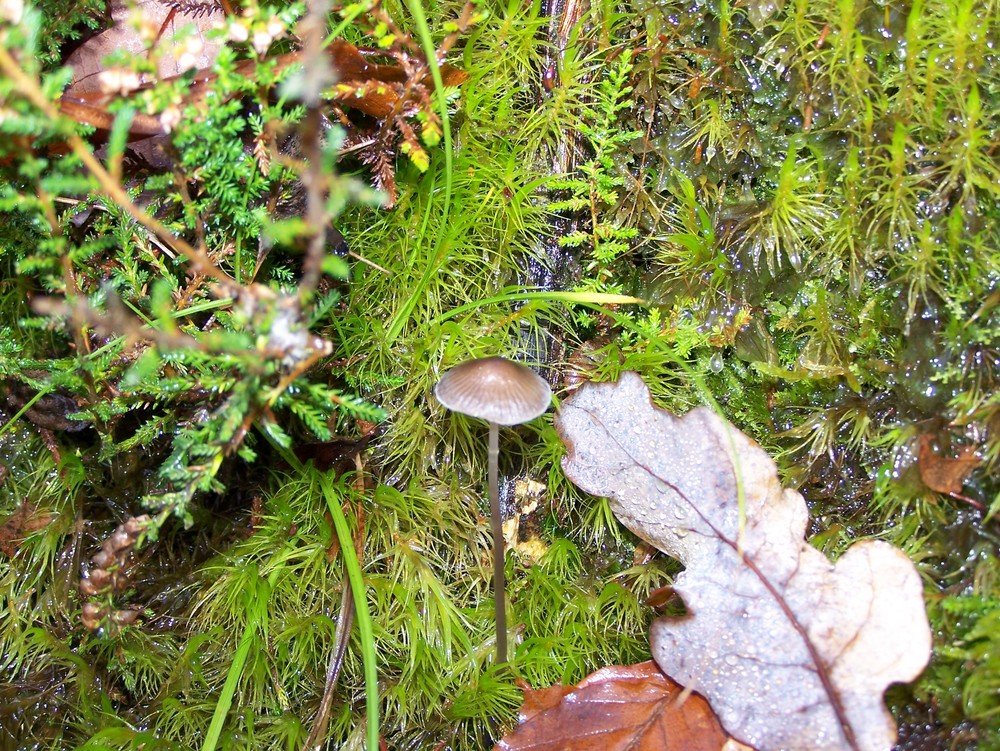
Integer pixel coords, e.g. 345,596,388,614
435,357,552,426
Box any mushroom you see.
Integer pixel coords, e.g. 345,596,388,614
435,357,552,663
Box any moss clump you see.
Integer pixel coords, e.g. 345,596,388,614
1,0,998,748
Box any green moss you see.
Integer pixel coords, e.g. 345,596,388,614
1,0,998,747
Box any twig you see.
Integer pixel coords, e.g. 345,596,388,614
296,0,334,303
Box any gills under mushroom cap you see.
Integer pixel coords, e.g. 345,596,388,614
435,357,551,426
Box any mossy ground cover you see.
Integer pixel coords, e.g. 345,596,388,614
0,0,998,749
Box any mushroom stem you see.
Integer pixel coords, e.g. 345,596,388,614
488,420,507,664
434,357,551,665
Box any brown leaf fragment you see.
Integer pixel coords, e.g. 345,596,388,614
516,682,574,720
496,662,730,751
555,373,932,751
65,0,224,98
0,503,52,556
3,377,89,432
916,433,980,495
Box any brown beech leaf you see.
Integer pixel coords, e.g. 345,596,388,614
555,373,932,751
495,662,731,751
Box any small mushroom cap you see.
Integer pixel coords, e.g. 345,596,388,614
435,357,552,426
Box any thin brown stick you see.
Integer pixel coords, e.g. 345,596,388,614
296,0,333,303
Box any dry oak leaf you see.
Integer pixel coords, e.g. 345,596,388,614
555,373,932,751
495,662,731,751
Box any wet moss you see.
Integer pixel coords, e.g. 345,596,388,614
1,0,998,748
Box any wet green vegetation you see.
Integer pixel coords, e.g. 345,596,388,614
1,0,998,749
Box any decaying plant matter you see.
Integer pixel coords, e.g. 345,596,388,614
79,515,150,635
54,0,472,203
497,662,732,751
556,373,932,751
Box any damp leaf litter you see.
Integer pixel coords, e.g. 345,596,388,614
497,661,731,751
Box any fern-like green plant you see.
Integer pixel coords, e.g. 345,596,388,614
549,49,643,286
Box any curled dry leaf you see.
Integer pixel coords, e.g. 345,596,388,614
915,433,980,495
555,373,932,751
496,662,730,751
59,0,225,150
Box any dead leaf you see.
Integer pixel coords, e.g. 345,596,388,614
495,662,730,751
916,433,980,495
57,0,225,161
555,373,932,751
0,503,52,556
65,0,224,98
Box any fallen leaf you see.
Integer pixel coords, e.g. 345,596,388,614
495,662,730,751
555,373,932,751
0,503,52,556
56,5,469,199
65,0,224,98
916,433,980,495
